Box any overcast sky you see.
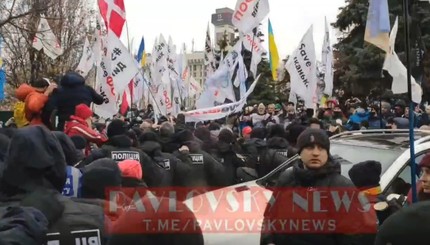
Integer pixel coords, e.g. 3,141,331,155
122,0,346,59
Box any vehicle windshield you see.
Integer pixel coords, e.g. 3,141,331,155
330,143,403,178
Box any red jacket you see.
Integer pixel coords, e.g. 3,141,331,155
64,116,108,149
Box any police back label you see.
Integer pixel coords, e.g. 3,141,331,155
189,154,204,165
111,151,140,162
46,229,101,245
156,159,171,170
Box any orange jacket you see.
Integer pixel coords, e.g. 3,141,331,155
15,84,49,126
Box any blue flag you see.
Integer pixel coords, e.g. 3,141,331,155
364,0,391,52
0,36,4,101
136,37,146,67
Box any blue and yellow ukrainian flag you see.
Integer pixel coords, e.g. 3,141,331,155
268,19,279,81
364,0,391,52
136,36,146,67
0,36,5,101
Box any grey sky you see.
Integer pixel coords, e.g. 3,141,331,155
122,0,346,59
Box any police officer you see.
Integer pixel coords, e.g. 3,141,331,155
173,129,226,187
85,119,164,187
0,126,106,244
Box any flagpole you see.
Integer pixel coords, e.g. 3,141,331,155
403,0,418,203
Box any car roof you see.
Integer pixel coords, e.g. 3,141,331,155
330,130,430,150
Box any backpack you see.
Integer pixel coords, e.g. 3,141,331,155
13,101,29,128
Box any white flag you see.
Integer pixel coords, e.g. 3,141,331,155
285,26,317,109
383,17,422,103
105,31,139,95
94,47,118,119
76,37,95,77
204,23,216,78
133,72,145,103
322,17,334,97
242,33,266,77
32,14,63,60
184,75,260,122
196,43,242,109
232,0,270,34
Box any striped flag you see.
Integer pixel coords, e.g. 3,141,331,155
268,19,279,81
136,37,146,67
364,0,391,52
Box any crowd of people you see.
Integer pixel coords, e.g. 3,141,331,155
0,72,429,244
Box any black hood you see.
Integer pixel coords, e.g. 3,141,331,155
52,131,79,166
183,140,202,152
292,156,341,187
60,71,85,87
107,135,133,148
0,126,66,195
267,136,289,149
216,141,233,153
140,141,162,157
243,138,267,148
81,158,121,199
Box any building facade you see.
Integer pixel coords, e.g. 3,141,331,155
186,51,206,85
211,7,236,49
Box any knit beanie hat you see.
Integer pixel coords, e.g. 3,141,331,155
107,119,128,138
348,160,382,188
242,126,252,136
118,160,143,180
296,128,330,153
75,104,93,120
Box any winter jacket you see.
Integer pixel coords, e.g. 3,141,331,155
240,138,267,169
173,140,226,187
261,157,367,245
0,207,49,245
140,140,191,187
43,72,104,131
211,141,245,186
64,115,108,151
368,116,386,129
84,135,162,187
0,126,107,244
15,84,49,126
345,111,370,131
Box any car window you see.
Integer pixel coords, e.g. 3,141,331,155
385,152,429,195
330,143,403,178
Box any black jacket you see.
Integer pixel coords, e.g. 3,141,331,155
0,207,48,245
174,140,226,187
140,140,191,187
85,135,162,187
0,126,106,244
261,157,362,245
43,73,104,130
212,141,244,186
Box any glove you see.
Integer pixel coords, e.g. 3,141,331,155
20,188,65,225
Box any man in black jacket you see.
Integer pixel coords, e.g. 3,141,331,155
0,126,106,244
43,71,104,130
84,119,165,187
261,128,365,245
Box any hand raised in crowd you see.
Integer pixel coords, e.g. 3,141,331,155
44,83,58,96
